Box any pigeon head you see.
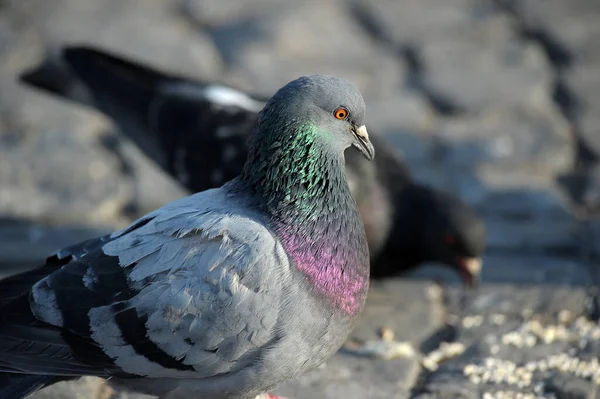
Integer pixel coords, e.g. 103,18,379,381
418,188,486,286
246,74,373,164
242,74,376,221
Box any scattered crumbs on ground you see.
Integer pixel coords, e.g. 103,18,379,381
489,313,507,326
426,282,443,301
482,391,553,399
342,326,416,360
462,314,485,329
464,358,534,388
379,326,395,342
459,313,507,330
94,382,114,399
456,308,600,395
558,309,574,325
343,339,416,360
421,342,465,371
465,339,600,389
501,315,600,348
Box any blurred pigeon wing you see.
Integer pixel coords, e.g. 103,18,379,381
146,83,262,189
62,47,264,190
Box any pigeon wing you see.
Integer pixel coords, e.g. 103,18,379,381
0,191,289,380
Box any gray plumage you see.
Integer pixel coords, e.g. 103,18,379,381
0,75,373,399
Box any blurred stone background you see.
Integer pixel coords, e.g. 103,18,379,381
0,0,600,398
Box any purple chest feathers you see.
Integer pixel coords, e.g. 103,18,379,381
277,228,369,317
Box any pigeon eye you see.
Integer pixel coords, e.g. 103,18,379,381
334,107,348,120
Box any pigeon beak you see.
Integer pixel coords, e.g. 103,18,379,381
352,125,375,161
456,256,482,288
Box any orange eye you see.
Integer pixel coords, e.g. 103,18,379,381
334,107,348,120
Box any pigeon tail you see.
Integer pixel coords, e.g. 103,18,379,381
19,47,79,101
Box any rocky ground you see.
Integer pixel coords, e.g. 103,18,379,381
0,0,599,397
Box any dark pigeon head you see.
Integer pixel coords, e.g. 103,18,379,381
371,184,486,286
416,187,485,286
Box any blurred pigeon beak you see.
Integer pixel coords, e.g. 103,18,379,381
352,125,375,161
457,257,482,288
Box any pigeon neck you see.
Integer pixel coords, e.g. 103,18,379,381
241,121,351,217
241,122,370,317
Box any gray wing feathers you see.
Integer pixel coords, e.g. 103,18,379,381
73,190,290,379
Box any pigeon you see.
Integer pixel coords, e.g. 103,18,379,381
20,45,485,285
0,74,374,399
